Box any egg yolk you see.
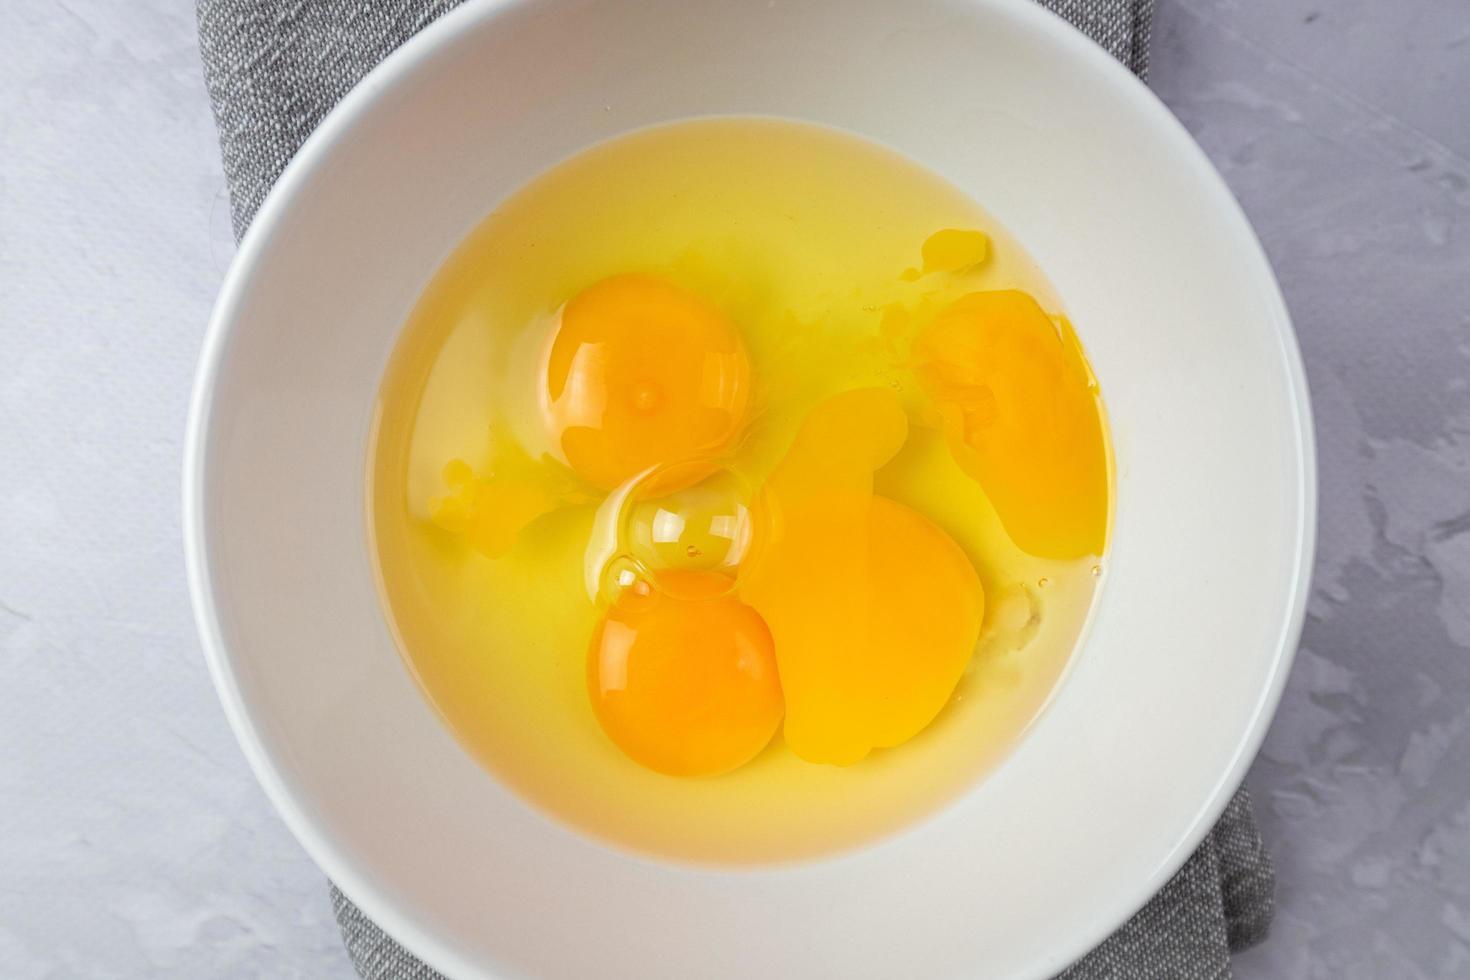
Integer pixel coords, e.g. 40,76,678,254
588,570,783,777
900,228,990,280
913,290,1108,560
545,274,751,490
921,228,990,273
741,388,985,766
429,440,565,558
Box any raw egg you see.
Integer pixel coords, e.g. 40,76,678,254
588,570,783,778
370,117,1108,863
543,274,750,491
913,290,1108,559
741,388,985,765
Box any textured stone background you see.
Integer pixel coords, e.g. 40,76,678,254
2,0,1467,976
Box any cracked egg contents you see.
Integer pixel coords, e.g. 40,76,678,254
369,117,1110,862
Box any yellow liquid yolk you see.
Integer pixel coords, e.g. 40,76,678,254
900,228,991,281
741,388,986,766
428,439,570,559
545,274,751,491
921,228,991,273
588,571,783,778
913,290,1109,560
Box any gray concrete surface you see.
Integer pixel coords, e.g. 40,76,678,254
1151,2,1470,977
2,0,1466,976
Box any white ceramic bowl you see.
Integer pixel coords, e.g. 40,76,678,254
185,0,1315,976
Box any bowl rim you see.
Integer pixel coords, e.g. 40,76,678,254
183,0,1317,976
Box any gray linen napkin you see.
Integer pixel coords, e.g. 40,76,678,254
196,2,1274,976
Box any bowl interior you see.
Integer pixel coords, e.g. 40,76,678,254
187,0,1313,977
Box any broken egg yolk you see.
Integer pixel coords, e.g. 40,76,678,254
428,438,568,558
900,228,990,280
740,388,985,766
914,290,1108,560
545,274,751,491
921,227,990,273
587,570,784,778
